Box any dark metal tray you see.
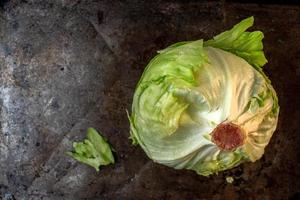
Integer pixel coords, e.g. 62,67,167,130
0,1,299,199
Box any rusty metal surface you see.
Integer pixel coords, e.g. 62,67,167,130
0,1,299,199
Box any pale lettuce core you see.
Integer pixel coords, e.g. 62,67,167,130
129,17,279,176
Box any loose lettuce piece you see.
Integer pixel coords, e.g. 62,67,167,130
204,16,267,69
67,128,115,171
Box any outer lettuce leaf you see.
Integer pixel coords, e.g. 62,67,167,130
204,16,267,69
67,128,115,171
130,40,208,146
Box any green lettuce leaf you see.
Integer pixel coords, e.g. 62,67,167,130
67,128,115,171
204,16,267,69
130,40,208,152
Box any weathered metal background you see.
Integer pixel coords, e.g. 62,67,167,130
0,1,299,199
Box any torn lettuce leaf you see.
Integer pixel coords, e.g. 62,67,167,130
204,16,267,69
67,128,115,171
